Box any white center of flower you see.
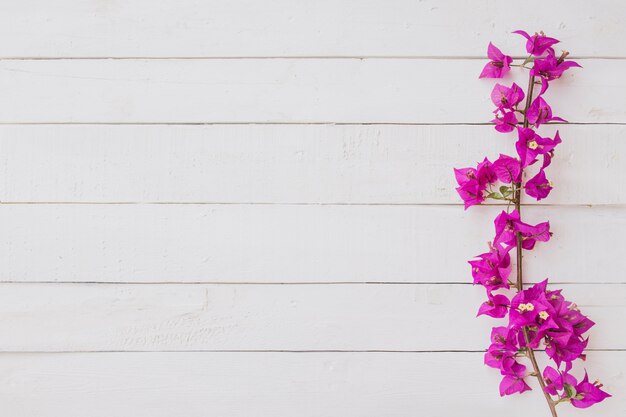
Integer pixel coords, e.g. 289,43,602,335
525,302,535,311
528,140,539,150
539,311,549,320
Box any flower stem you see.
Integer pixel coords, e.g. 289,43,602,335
515,72,559,417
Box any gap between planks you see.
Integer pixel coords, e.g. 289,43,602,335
0,349,623,354
2,281,624,285
0,122,624,126
0,202,622,207
0,56,625,61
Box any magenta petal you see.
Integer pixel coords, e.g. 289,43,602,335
512,30,530,40
477,293,510,318
487,42,505,61
480,43,512,78
492,111,518,133
499,375,532,396
492,154,521,183
572,373,611,408
525,169,552,200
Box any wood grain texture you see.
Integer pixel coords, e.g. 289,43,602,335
0,283,623,352
0,0,623,58
1,2,623,415
1,204,623,283
1,124,624,204
0,351,621,417
0,59,621,123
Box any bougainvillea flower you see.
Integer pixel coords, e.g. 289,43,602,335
492,154,521,183
491,326,518,350
515,128,562,168
531,51,582,94
454,158,497,187
479,43,513,79
499,361,532,396
571,373,611,408
456,183,485,209
491,83,525,111
543,364,577,396
491,111,519,133
478,292,510,318
454,158,497,209
493,210,551,250
527,96,566,127
541,131,562,169
485,347,512,370
515,127,542,167
513,30,559,56
485,326,519,371
514,220,551,250
546,336,588,366
532,51,581,80
469,245,512,291
543,366,563,395
509,279,551,328
525,169,552,200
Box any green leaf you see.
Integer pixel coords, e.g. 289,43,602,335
499,186,513,197
486,192,503,200
563,383,577,398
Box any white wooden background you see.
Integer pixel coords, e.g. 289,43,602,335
0,1,624,416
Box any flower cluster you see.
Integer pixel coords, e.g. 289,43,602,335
455,31,609,413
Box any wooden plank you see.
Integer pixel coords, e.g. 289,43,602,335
0,1,623,58
0,59,620,123
1,204,622,284
1,124,624,205
0,351,620,416
0,283,623,352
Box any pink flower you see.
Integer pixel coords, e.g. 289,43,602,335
545,336,588,367
509,280,552,329
478,292,510,318
499,361,532,396
485,327,520,374
543,364,577,396
491,83,525,111
479,43,513,79
491,111,519,133
513,30,559,56
525,169,552,200
469,245,512,291
493,210,551,250
454,158,497,209
492,154,521,183
531,51,581,94
570,373,611,408
532,51,581,80
527,96,566,127
515,128,562,168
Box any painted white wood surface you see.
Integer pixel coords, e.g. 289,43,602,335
0,1,622,415
0,59,621,123
1,204,623,283
1,124,624,204
0,283,623,352
0,0,623,58
0,352,621,417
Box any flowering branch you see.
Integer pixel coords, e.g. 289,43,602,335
455,31,610,414
514,69,560,417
